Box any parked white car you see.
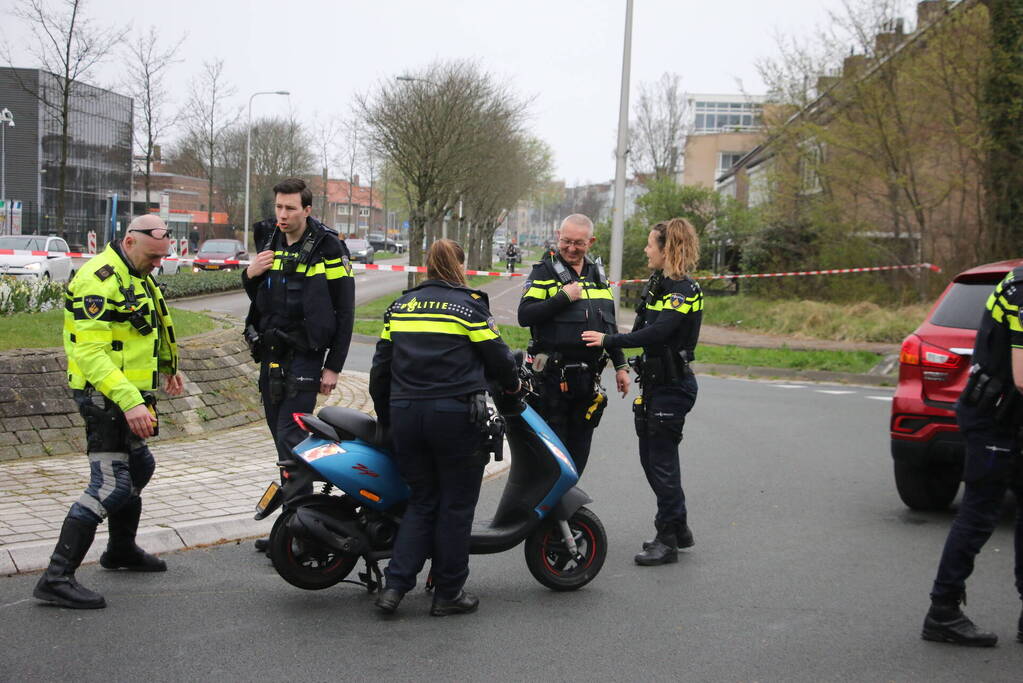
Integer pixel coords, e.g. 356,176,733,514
0,235,74,282
156,243,180,276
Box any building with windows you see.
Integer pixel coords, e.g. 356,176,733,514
681,93,765,189
0,67,132,247
306,176,384,237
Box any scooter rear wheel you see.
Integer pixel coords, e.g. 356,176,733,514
524,506,606,591
268,510,359,590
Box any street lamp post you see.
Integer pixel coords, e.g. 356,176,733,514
610,0,634,313
244,90,289,255
1,108,14,233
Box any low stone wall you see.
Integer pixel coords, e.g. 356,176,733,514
0,326,264,461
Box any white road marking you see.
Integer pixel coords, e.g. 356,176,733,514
866,396,893,402
817,390,855,395
774,385,807,389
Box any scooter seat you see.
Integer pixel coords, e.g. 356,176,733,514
317,407,391,450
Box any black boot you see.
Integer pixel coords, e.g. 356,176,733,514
635,533,679,566
644,525,694,551
922,596,998,647
99,497,166,572
33,517,106,609
375,588,404,614
430,590,479,616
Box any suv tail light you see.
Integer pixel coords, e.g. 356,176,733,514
899,334,963,369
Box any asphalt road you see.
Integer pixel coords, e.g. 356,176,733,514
3,362,1022,681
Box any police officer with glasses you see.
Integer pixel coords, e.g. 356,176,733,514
518,214,629,476
33,215,183,609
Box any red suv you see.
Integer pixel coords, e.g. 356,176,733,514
891,259,1023,510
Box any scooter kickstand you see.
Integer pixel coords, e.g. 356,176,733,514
358,558,384,594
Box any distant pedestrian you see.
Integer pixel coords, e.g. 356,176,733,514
582,217,703,566
33,215,184,609
188,227,200,254
921,266,1023,647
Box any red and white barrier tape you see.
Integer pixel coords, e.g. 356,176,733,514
0,249,940,282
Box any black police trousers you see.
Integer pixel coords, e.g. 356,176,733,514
931,399,1023,601
384,396,485,600
636,375,698,540
528,370,601,475
259,352,321,494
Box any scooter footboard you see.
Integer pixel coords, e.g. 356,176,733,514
552,486,592,521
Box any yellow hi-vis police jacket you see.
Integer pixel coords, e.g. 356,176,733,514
64,243,179,412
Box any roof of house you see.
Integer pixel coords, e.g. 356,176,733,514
308,178,384,210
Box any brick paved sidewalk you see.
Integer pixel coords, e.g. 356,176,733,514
0,371,509,575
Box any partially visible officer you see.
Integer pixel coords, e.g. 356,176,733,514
517,214,630,475
583,218,703,566
33,215,184,609
243,178,354,551
921,266,1023,647
370,239,520,617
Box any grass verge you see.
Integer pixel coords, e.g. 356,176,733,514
0,307,221,351
702,295,930,344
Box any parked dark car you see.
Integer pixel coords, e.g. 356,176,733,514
890,258,1023,510
346,239,375,264
193,239,247,272
367,233,401,253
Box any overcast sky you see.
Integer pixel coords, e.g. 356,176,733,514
1,0,902,185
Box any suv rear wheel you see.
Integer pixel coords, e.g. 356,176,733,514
893,460,961,511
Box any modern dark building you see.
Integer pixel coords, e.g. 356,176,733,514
0,67,132,247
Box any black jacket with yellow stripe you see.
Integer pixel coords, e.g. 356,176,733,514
518,252,626,369
973,265,1023,385
602,271,703,360
369,280,519,406
64,242,178,413
242,217,354,372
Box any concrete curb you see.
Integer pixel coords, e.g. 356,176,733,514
1,446,511,577
694,362,895,387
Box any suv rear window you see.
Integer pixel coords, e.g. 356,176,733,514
929,282,997,330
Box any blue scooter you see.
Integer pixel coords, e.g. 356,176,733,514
253,382,607,593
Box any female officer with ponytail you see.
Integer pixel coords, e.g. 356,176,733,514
369,239,520,616
582,218,703,566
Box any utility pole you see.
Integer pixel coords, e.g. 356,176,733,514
610,0,634,312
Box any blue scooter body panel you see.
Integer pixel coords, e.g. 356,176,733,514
293,437,410,510
518,403,579,517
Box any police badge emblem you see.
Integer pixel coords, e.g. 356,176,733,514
487,317,499,334
669,293,684,309
83,295,105,319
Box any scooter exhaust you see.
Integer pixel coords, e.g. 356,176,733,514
287,507,369,556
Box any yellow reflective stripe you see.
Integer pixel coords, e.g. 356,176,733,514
998,295,1018,312
124,368,156,382
986,292,998,311
94,368,129,396
992,305,1005,323
1010,313,1023,332
389,312,488,328
647,301,664,311
581,288,613,300
75,329,113,343
324,263,352,280
388,319,498,341
523,287,549,300
531,279,556,285
297,262,326,277
380,321,391,341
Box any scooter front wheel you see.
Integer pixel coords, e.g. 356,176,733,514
268,510,359,590
524,506,606,591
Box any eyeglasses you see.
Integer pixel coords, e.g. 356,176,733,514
129,228,171,240
558,238,590,249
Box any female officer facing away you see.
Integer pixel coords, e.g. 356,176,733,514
369,239,520,615
582,218,703,566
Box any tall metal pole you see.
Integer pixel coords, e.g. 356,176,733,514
0,108,13,232
610,0,634,313
244,91,289,255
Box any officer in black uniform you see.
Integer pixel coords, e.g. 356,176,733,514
518,214,630,475
370,239,519,617
921,265,1023,647
242,178,355,550
583,218,703,566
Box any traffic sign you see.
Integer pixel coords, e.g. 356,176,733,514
87,231,97,254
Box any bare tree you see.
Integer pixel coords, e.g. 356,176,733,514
123,26,185,213
337,119,362,236
359,60,531,284
630,73,690,178
309,112,341,219
180,60,237,228
2,0,128,237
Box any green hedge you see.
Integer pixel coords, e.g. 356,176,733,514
156,269,245,299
